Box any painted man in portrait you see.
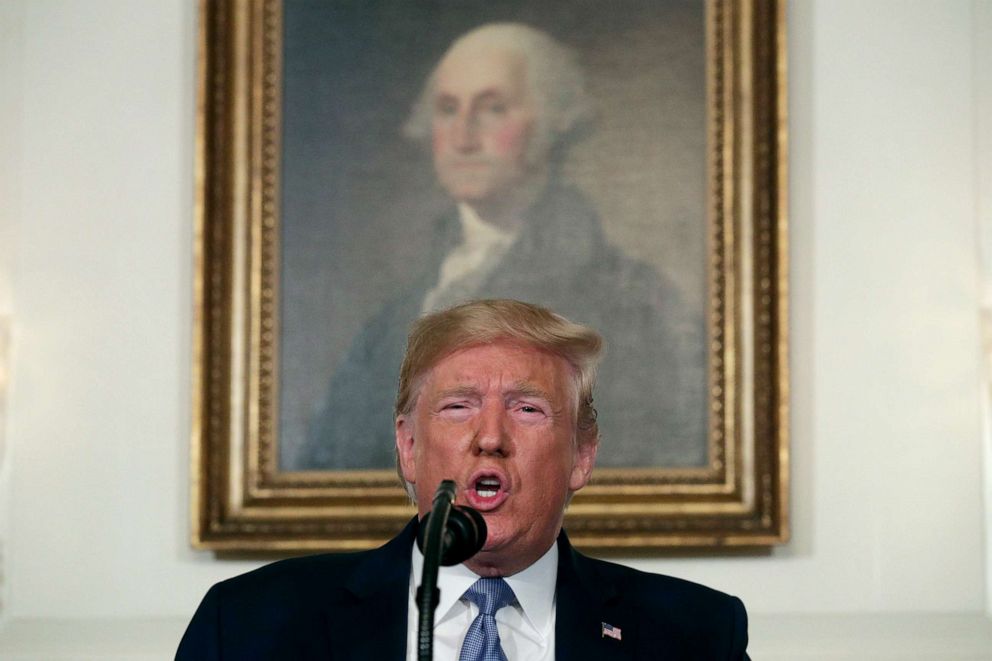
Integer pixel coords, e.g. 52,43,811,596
302,23,706,470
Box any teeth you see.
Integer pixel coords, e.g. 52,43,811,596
476,477,500,498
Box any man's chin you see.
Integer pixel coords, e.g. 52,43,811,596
445,187,496,206
438,176,507,204
476,521,513,557
465,533,550,578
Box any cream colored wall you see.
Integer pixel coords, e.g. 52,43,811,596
0,0,263,618
0,0,987,625
974,0,992,617
625,0,987,613
0,0,25,622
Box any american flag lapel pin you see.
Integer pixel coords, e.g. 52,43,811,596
601,622,622,641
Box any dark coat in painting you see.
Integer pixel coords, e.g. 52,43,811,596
302,180,706,469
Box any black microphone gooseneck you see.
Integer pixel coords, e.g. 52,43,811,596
416,480,487,661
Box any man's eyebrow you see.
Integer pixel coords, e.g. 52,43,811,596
471,89,510,103
434,385,481,400
435,87,511,102
507,382,554,402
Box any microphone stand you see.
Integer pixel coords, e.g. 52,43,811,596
417,480,456,661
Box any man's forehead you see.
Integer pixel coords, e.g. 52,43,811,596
434,44,530,97
420,342,572,392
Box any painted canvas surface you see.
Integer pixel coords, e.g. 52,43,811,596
278,1,708,471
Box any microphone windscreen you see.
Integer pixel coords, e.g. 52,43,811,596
440,506,487,566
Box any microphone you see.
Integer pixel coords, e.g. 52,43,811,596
417,500,487,566
416,480,487,661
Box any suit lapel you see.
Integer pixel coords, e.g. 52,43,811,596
555,531,636,661
319,521,640,659
322,518,418,659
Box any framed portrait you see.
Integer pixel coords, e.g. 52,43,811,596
192,0,788,551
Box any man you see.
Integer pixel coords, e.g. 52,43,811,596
304,23,705,471
179,299,749,660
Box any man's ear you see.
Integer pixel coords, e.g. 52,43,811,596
395,415,417,483
568,435,598,492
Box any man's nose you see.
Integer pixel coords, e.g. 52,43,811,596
451,111,481,152
473,402,509,456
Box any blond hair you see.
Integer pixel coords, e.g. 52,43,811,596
395,299,602,441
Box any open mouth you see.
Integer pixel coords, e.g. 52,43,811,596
465,471,510,510
475,476,501,499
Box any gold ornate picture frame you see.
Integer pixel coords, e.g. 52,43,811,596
192,0,788,552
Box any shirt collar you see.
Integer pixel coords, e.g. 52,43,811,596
410,538,558,637
502,542,558,638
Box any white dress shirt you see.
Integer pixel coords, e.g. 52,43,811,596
405,541,557,660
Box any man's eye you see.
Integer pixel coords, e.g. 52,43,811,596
437,402,472,419
518,404,544,415
435,100,458,116
476,98,509,117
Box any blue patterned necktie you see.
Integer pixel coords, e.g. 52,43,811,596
458,577,517,661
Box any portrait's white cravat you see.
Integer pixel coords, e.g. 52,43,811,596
421,204,519,314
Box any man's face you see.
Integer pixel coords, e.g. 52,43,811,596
430,46,543,210
395,341,597,576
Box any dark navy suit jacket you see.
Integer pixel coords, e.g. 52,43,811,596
177,519,749,660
